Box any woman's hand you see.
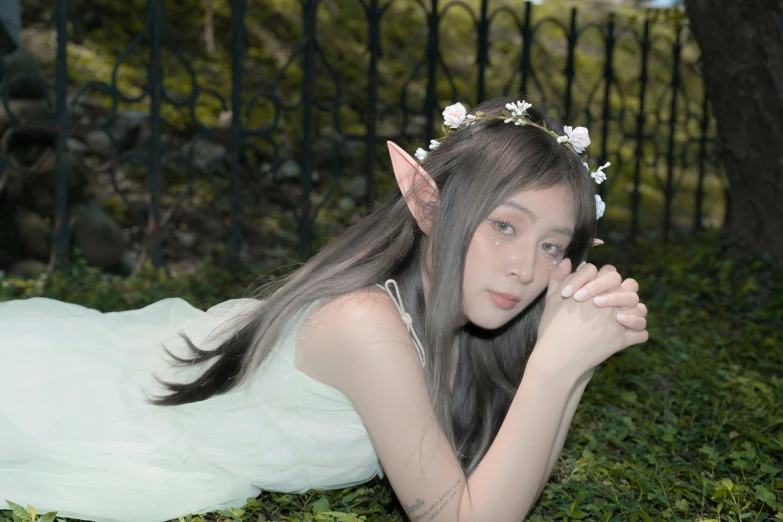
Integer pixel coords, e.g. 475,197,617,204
558,262,647,332
533,259,649,382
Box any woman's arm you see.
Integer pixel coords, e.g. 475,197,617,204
455,342,591,521
533,273,647,495
530,269,645,496
298,290,583,522
535,368,594,497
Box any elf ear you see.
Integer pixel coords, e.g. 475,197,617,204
592,238,604,246
387,141,439,234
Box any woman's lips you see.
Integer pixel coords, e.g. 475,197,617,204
488,290,519,310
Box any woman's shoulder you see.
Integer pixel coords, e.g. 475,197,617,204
314,285,403,328
296,286,423,389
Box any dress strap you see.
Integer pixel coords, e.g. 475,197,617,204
375,279,426,368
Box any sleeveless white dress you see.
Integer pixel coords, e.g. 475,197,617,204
0,288,404,522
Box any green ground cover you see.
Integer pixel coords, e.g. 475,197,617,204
1,231,781,521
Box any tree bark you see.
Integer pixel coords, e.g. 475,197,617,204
685,0,783,259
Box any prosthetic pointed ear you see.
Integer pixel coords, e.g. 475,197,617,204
592,238,604,247
387,141,439,234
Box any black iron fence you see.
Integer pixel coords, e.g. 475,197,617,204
0,0,723,272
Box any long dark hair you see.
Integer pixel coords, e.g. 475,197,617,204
147,97,597,476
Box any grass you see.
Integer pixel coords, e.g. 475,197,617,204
1,230,781,522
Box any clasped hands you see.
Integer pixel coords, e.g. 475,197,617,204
558,260,648,332
534,256,650,380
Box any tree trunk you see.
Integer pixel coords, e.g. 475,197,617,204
685,0,783,259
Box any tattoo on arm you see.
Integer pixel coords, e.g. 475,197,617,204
407,477,463,522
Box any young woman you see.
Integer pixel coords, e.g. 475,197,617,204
0,97,648,522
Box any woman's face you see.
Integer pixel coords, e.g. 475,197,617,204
462,184,577,329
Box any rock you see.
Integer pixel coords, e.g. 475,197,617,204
406,115,428,134
277,160,319,182
115,110,147,131
337,196,355,212
66,137,88,154
217,110,232,129
10,143,51,168
174,229,197,248
181,137,226,173
119,250,140,275
25,184,55,217
0,99,54,135
133,125,177,154
1,48,47,100
279,160,300,180
85,129,115,157
70,204,127,268
1,167,25,200
7,259,48,278
340,139,362,159
110,110,148,148
14,207,50,260
86,110,149,156
343,175,367,200
22,152,96,216
68,101,88,121
312,138,334,159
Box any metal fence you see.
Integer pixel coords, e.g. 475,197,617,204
0,0,722,270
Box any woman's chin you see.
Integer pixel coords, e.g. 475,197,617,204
466,311,516,331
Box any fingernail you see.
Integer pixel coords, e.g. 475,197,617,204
618,314,628,323
594,296,608,305
561,285,574,297
573,289,588,301
577,261,586,269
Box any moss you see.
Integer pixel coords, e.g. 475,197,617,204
2,231,782,521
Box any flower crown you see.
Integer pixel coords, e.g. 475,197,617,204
414,101,608,220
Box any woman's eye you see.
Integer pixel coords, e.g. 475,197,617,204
490,219,515,236
542,242,565,258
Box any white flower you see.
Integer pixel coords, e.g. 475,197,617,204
557,136,569,144
429,139,440,150
415,148,428,162
595,194,606,220
465,114,478,125
561,125,591,153
443,103,467,129
505,100,532,115
591,162,610,184
504,100,532,125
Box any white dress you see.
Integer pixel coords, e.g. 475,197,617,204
0,292,391,522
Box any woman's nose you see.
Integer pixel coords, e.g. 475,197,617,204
507,255,534,284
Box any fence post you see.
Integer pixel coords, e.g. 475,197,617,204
476,0,489,103
563,8,577,121
147,0,164,267
519,1,532,96
664,23,682,242
299,0,318,255
598,13,614,202
364,0,381,200
630,18,650,243
425,0,440,143
52,0,70,268
226,0,246,267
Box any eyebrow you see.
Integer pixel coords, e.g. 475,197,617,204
500,199,574,238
